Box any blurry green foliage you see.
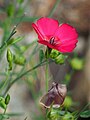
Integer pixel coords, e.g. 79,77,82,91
63,96,73,109
47,108,75,120
70,58,84,70
80,110,90,118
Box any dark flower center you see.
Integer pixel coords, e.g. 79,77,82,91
49,37,55,45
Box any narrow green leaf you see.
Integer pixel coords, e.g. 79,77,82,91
7,37,24,46
39,49,44,62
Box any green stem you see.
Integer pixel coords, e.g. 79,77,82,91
45,60,49,92
0,26,16,50
3,60,48,96
0,71,10,95
49,0,61,17
1,106,7,120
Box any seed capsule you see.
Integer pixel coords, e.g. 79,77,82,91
40,82,67,108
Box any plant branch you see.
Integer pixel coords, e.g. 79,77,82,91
3,60,51,96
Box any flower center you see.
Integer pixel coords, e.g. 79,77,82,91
44,36,60,46
49,37,56,45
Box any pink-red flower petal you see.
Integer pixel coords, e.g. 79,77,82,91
32,23,44,40
33,17,59,37
54,23,78,41
32,18,78,53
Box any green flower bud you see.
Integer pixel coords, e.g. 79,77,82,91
7,48,13,70
5,94,10,105
0,97,6,110
55,54,67,64
70,58,84,70
7,48,13,63
50,49,59,59
13,55,26,65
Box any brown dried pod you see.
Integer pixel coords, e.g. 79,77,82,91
40,82,67,108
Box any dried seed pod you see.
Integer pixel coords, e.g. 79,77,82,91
40,82,67,108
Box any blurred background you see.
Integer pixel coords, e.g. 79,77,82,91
0,0,90,120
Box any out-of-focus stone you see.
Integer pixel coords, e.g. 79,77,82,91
54,0,90,33
30,0,56,16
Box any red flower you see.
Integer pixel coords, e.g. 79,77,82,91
32,17,78,53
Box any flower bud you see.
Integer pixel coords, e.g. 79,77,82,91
55,54,67,64
0,97,6,110
50,49,59,59
7,48,13,70
7,48,13,63
5,94,10,105
13,55,26,65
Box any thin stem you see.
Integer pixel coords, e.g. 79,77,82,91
0,27,16,49
0,13,25,51
45,60,49,92
12,60,47,85
3,43,39,96
1,106,7,120
0,71,10,95
49,0,61,17
3,60,49,96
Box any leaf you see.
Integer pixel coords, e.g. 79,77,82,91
7,37,24,46
39,49,44,62
80,110,90,118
